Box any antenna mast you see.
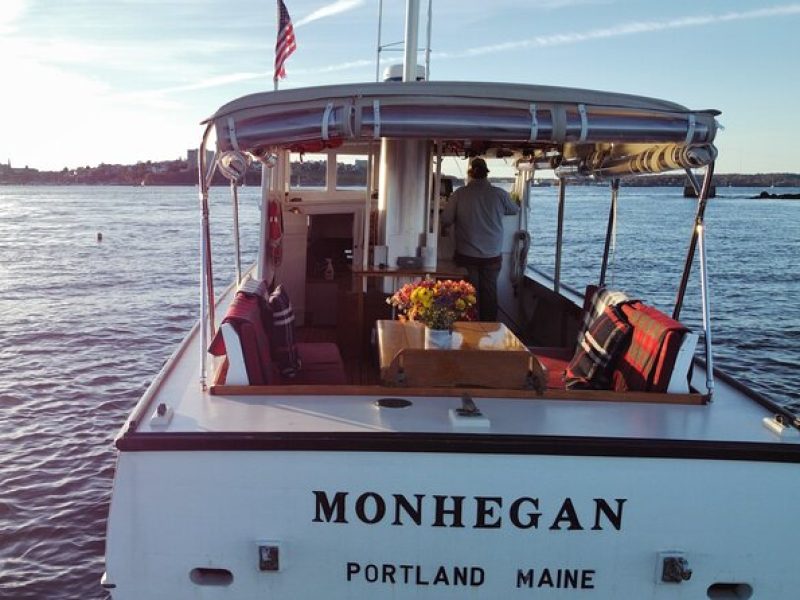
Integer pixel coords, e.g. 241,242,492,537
375,0,433,82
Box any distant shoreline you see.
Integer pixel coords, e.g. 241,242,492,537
750,191,800,200
1,159,799,189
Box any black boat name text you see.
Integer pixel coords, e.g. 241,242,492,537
312,490,627,531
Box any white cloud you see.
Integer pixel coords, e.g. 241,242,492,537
0,0,26,33
437,4,800,58
295,0,366,28
133,72,267,98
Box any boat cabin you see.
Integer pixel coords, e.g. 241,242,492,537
198,80,719,406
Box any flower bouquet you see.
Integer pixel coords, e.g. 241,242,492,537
387,279,477,330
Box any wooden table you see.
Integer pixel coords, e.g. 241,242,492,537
375,320,545,390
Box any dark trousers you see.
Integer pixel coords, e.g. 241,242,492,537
465,263,501,321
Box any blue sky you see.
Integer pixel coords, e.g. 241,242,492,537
1,0,799,173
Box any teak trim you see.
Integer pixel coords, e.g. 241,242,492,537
210,382,707,405
210,358,707,404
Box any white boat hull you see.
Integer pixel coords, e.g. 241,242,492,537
105,448,797,598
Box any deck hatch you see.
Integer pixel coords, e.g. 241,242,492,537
375,397,413,408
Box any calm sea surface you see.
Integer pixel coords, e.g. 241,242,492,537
0,184,798,597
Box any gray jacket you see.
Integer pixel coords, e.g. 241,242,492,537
440,179,519,259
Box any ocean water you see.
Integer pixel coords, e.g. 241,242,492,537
0,184,798,598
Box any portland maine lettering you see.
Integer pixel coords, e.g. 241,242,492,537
313,490,627,531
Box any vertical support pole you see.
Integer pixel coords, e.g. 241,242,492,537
257,161,274,283
424,0,433,79
697,218,715,397
231,181,242,284
431,141,443,233
375,0,383,82
673,162,715,320
599,178,619,287
403,0,420,82
554,176,566,293
362,143,374,279
199,190,209,390
197,124,214,389
426,141,443,268
520,168,531,233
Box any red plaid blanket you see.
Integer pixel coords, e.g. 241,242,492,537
613,302,688,392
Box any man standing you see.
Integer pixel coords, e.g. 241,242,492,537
441,157,519,321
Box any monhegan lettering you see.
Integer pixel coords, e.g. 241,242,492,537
313,490,348,523
392,493,424,526
314,491,627,531
592,498,626,530
474,496,503,528
355,491,385,524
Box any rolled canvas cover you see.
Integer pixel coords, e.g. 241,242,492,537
207,81,719,176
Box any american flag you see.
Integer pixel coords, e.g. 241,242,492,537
274,0,296,81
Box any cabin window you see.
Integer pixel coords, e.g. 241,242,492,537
290,152,327,190
335,154,368,190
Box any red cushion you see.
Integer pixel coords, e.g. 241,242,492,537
528,346,573,389
209,292,274,384
286,343,347,385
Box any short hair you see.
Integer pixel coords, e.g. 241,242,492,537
469,157,489,178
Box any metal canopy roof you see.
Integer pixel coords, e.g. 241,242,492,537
206,80,720,176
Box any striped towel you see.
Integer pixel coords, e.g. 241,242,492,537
576,287,631,350
267,284,302,378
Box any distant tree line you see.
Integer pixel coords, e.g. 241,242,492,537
1,158,798,188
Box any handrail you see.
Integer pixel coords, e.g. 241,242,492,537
197,122,215,389
599,179,619,287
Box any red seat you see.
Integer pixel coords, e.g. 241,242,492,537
528,294,690,394
289,343,348,385
527,346,572,389
209,291,346,386
208,292,275,384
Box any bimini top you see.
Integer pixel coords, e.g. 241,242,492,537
205,80,721,177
